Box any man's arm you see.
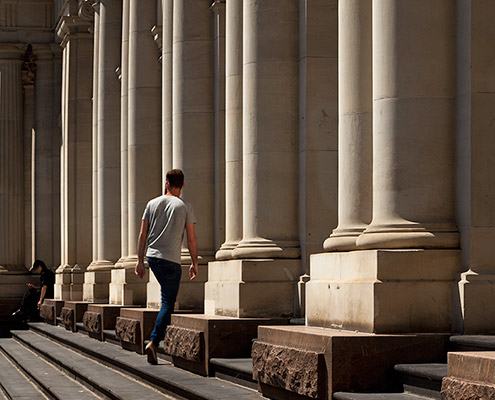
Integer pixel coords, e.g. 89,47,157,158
135,219,149,279
186,222,198,280
37,285,47,307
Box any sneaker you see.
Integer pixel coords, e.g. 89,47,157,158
145,342,158,365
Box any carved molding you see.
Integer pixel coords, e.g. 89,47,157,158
162,325,203,362
83,311,102,334
78,0,95,21
21,44,36,86
115,317,141,344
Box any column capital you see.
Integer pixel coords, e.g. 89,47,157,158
210,0,226,14
0,44,26,61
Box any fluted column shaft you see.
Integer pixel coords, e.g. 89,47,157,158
89,0,122,270
324,0,372,251
172,0,215,262
0,46,24,270
91,9,100,264
118,0,130,264
162,0,173,180
127,0,161,259
232,0,300,259
357,0,457,249
216,0,242,260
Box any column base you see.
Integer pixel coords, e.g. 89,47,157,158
457,269,495,334
215,241,237,260
253,325,446,399
307,249,461,333
109,267,149,305
115,307,158,354
232,238,300,259
323,226,365,252
356,224,459,250
205,259,300,318
163,314,289,376
83,270,111,303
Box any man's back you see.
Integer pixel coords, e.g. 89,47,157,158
143,195,195,265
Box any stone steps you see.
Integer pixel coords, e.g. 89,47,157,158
210,358,257,390
334,335,495,400
23,322,264,399
0,345,50,399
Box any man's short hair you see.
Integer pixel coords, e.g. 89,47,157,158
30,259,46,272
166,169,185,189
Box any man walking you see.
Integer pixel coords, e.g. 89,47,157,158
135,169,198,365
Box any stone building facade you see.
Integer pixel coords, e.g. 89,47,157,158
1,0,495,397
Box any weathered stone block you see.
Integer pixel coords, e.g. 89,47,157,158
83,311,101,335
252,341,325,399
163,325,203,362
60,307,74,331
115,317,141,345
39,304,54,323
441,377,495,399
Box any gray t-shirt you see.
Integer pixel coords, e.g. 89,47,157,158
142,195,196,265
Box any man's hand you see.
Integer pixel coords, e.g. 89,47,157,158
27,283,35,289
135,261,145,279
37,299,42,308
189,264,198,280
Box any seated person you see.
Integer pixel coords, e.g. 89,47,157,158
12,260,55,322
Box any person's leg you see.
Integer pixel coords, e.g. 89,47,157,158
147,258,182,347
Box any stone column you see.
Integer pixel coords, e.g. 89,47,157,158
212,1,226,252
306,0,460,333
0,45,31,309
215,0,242,261
171,0,214,310
56,7,94,300
206,0,300,318
232,0,300,260
324,0,371,252
85,0,123,302
456,0,495,334
85,4,101,302
109,0,131,305
356,0,458,250
162,0,173,177
0,45,24,271
120,0,161,304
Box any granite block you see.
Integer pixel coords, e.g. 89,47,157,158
115,317,141,345
163,325,203,362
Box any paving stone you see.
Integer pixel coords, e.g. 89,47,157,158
394,363,447,381
19,323,265,399
0,338,97,399
210,358,253,375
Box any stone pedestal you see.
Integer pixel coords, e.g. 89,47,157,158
109,266,148,305
163,314,289,376
39,299,65,325
115,307,158,354
306,250,461,333
254,325,446,399
441,352,495,399
83,303,139,341
54,265,71,300
205,259,299,318
83,270,111,303
70,266,85,301
60,301,88,332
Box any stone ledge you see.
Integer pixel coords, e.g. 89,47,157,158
441,376,495,399
115,317,141,345
83,311,101,335
60,307,74,331
163,325,203,362
252,341,325,399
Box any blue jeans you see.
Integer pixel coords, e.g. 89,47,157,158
147,257,182,346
